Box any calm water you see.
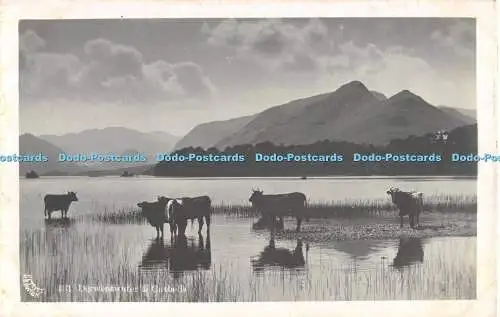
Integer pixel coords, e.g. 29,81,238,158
20,177,477,301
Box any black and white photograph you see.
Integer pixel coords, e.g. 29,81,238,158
0,1,498,316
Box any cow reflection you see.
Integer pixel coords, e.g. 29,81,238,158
169,234,211,272
44,217,74,228
138,237,170,270
251,239,306,272
138,234,211,274
392,237,424,269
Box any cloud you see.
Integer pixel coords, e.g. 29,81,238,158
206,18,334,73
317,40,472,110
20,29,45,53
20,30,215,105
430,20,475,58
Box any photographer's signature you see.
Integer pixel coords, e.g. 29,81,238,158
22,274,44,298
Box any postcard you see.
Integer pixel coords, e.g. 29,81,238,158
0,1,497,316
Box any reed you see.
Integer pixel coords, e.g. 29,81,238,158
21,226,476,301
79,194,476,224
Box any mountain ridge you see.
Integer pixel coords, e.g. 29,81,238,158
39,127,180,164
210,81,469,149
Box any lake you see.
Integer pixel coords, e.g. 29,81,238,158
20,176,477,301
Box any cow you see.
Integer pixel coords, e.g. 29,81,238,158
44,191,78,219
386,187,424,228
249,189,307,232
137,196,171,238
251,239,306,271
168,196,212,236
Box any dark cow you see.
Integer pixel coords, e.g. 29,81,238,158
392,237,424,269
251,239,306,272
137,196,171,238
386,187,424,228
44,191,78,219
168,196,212,236
249,189,307,232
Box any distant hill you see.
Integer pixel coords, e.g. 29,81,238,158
213,81,469,149
74,164,155,177
39,127,180,164
19,134,86,175
438,106,476,124
173,114,257,151
154,123,478,177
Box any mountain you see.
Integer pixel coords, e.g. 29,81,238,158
19,134,86,175
342,89,470,145
370,91,387,101
212,81,470,149
438,106,476,124
173,114,257,150
39,127,180,164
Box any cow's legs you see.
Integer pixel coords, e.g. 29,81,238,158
296,217,303,232
155,226,160,238
47,210,52,220
205,215,211,234
409,215,415,229
160,224,164,238
279,217,284,230
400,216,404,228
170,221,176,236
198,217,204,234
178,218,188,236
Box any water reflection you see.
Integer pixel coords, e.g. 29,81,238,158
251,239,307,272
41,218,74,257
391,237,424,269
329,240,390,260
44,217,74,228
138,234,211,274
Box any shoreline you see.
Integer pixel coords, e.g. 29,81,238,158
252,212,477,242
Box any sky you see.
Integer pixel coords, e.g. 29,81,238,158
19,18,476,136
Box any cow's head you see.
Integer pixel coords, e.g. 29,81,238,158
249,189,263,203
168,199,183,219
137,201,146,208
157,196,170,206
386,187,401,203
67,191,78,201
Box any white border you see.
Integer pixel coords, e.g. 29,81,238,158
0,1,497,316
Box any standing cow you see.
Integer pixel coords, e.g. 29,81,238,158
168,196,212,236
137,196,171,238
386,187,424,229
249,189,307,232
44,191,79,219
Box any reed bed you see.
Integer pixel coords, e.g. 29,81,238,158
21,226,475,301
21,193,476,302
80,194,476,225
